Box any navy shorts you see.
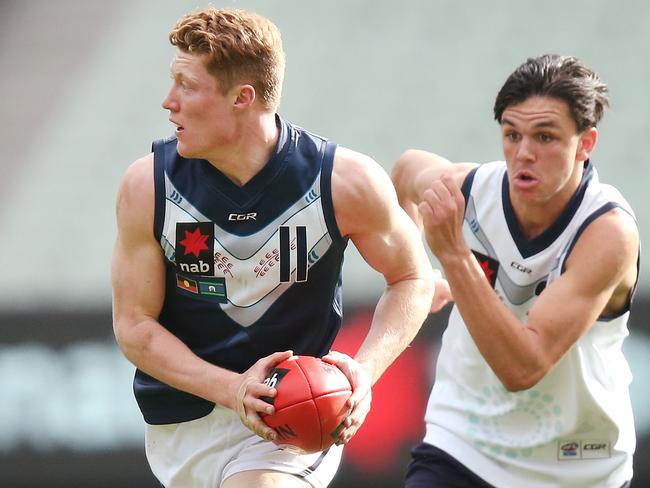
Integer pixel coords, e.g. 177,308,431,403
405,443,496,488
405,443,632,488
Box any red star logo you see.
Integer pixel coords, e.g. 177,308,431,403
479,258,495,284
179,227,209,257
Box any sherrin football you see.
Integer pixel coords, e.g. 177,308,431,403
261,355,352,453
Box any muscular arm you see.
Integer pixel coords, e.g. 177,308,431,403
112,155,239,406
322,147,435,442
332,147,435,383
419,176,639,391
111,155,287,439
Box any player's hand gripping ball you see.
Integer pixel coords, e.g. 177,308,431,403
261,355,352,453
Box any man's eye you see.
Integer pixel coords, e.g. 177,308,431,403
505,132,519,141
539,134,553,142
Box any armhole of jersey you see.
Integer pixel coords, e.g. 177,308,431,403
152,139,167,243
319,141,345,245
561,202,640,320
461,166,478,205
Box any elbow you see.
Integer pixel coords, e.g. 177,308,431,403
113,317,132,350
409,259,436,300
422,269,436,302
391,150,422,193
113,317,150,362
391,149,418,183
113,324,135,360
414,269,436,318
113,325,131,354
498,364,549,392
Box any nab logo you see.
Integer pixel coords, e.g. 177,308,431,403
229,212,257,221
180,260,211,274
260,368,290,405
176,222,215,275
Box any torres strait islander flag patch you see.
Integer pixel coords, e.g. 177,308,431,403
175,272,228,304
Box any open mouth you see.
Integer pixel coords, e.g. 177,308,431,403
513,170,538,188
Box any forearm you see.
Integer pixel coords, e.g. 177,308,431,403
354,275,432,384
440,251,544,390
115,316,238,408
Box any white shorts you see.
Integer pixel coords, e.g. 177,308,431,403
145,404,343,488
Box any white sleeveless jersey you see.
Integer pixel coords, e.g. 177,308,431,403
423,161,637,488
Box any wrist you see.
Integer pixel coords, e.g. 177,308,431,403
437,246,474,268
207,368,240,409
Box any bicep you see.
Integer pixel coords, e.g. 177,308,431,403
526,212,638,364
111,156,166,335
111,232,166,331
337,156,430,283
354,206,428,284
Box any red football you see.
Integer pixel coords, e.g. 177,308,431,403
261,356,352,453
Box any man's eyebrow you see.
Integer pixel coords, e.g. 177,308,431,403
501,117,561,129
170,70,199,84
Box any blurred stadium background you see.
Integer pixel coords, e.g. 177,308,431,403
1,0,649,486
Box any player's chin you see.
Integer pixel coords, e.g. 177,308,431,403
175,145,192,159
175,141,199,160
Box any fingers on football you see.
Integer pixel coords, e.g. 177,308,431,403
261,350,293,369
245,412,276,441
322,349,348,366
337,400,370,444
246,382,276,415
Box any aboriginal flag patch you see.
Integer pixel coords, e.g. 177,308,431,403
176,272,228,304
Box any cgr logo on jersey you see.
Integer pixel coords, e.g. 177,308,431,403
557,440,611,460
472,250,499,288
510,261,532,274
175,222,215,275
229,212,257,221
582,441,610,459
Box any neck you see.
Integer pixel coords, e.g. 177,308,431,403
207,112,279,187
511,201,563,240
510,162,585,240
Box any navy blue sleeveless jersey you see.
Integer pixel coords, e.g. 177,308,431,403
134,116,348,425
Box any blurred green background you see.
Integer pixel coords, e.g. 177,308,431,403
1,1,648,486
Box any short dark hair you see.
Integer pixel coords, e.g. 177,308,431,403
493,54,609,132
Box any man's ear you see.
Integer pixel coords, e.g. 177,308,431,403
577,127,598,162
233,84,256,110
